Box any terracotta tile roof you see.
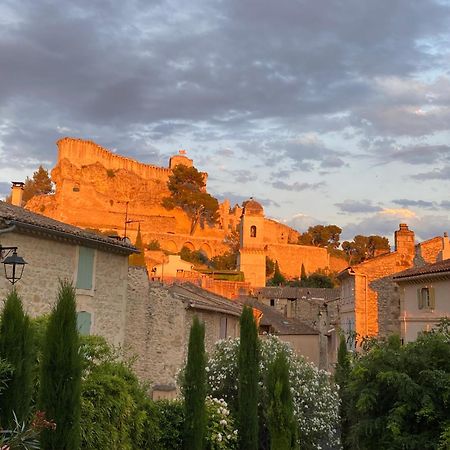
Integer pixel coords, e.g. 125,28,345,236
393,258,450,280
241,297,319,335
169,282,243,317
257,286,339,302
0,201,137,255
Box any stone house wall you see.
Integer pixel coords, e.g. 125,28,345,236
0,230,129,347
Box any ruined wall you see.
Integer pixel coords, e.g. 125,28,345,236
267,243,330,278
58,137,172,181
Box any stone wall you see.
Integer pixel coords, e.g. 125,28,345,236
124,269,240,390
418,237,444,264
0,230,129,347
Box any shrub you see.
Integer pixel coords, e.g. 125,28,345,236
156,398,238,450
207,336,341,450
147,240,161,251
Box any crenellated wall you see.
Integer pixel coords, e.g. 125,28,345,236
58,137,172,181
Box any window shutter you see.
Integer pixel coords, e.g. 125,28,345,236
219,316,227,339
76,247,95,289
429,287,436,310
77,311,92,335
417,288,423,309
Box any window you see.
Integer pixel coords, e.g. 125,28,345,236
77,311,92,335
418,287,435,310
250,225,257,237
76,246,95,290
219,316,228,339
270,299,275,307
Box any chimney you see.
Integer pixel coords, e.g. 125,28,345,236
11,182,25,206
394,223,415,255
438,232,450,261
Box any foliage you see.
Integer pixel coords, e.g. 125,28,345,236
0,411,56,450
146,239,161,250
207,336,341,450
183,316,207,450
6,166,53,205
39,281,81,450
342,234,390,265
0,358,12,395
78,335,160,449
266,257,275,277
238,306,260,450
343,323,450,449
210,252,238,270
300,272,335,288
180,246,210,267
163,164,220,235
298,225,342,250
268,261,286,286
0,290,34,426
129,225,146,267
266,352,297,450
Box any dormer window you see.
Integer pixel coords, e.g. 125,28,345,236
250,225,257,237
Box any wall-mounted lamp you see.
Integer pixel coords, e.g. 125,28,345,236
1,246,27,285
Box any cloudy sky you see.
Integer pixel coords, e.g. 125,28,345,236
1,0,450,243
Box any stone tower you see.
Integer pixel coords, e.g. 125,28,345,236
238,198,266,287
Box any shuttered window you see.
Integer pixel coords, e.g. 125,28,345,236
77,311,92,335
76,247,95,290
417,287,435,310
219,316,227,339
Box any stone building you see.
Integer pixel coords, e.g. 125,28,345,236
337,224,450,345
125,270,242,398
393,237,450,343
0,198,137,347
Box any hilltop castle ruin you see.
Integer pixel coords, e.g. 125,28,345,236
26,137,347,285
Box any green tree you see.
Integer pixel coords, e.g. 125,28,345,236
344,325,450,449
266,257,275,277
334,334,351,449
183,316,207,450
180,246,209,267
238,306,259,450
0,290,33,426
298,225,342,250
268,261,286,286
266,352,297,450
39,281,81,450
210,251,238,270
342,234,390,265
300,263,307,282
129,224,146,267
163,164,219,235
300,272,335,288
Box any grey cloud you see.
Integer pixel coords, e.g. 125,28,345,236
335,200,381,214
215,191,280,209
272,180,325,191
412,165,450,180
391,199,437,209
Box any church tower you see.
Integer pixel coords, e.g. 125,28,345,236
238,198,266,287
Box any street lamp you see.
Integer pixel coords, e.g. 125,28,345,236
1,247,27,285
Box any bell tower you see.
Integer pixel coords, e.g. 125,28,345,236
238,198,266,287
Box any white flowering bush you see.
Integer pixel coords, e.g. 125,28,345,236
207,335,341,450
205,396,238,450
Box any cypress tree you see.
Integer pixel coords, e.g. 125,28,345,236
267,351,297,450
300,263,307,285
183,315,206,450
129,224,146,267
39,281,81,450
238,306,259,450
0,289,33,427
335,333,351,449
271,261,286,286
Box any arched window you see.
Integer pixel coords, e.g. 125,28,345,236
250,225,257,237
77,311,92,336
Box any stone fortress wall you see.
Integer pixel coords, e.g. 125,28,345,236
27,137,347,285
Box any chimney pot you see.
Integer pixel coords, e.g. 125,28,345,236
11,181,25,207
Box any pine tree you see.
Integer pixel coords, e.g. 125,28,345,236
238,306,259,450
267,351,297,450
183,315,206,450
129,224,146,267
0,289,33,427
39,281,81,450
